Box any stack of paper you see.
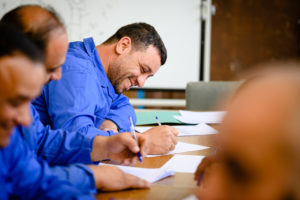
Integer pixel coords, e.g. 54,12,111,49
99,163,174,183
135,123,218,136
174,110,227,124
161,154,205,173
147,142,209,157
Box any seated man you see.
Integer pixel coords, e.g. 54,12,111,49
32,21,178,154
1,5,177,169
0,22,94,199
0,10,150,198
195,64,300,200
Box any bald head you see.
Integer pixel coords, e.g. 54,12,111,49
1,5,68,81
197,64,300,200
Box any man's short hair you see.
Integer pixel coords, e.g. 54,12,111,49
103,22,167,65
0,4,65,54
0,22,44,63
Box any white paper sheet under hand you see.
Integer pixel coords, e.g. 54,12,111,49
99,163,174,183
174,110,227,124
135,123,218,136
161,155,205,173
147,142,209,157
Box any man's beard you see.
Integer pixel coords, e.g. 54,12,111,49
113,79,124,94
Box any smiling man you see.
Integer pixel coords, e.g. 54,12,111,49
33,23,178,155
0,22,97,199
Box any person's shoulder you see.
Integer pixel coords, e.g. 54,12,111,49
63,42,94,73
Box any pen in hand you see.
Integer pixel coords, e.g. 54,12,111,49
129,117,143,162
155,116,161,126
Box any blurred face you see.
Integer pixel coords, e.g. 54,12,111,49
108,44,161,94
44,31,68,82
0,54,45,147
197,77,297,200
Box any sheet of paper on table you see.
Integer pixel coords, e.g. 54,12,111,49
99,163,174,183
147,142,209,157
161,154,205,173
135,123,218,136
173,110,227,124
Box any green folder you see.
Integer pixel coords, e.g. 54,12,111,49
136,110,181,125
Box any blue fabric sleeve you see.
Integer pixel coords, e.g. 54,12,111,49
0,131,95,200
48,163,97,194
106,93,136,132
41,60,115,136
30,105,98,165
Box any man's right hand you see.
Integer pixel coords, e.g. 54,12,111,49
139,125,178,155
88,165,150,191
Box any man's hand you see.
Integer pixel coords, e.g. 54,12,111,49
99,119,119,133
88,165,150,191
138,125,178,155
90,132,146,164
194,155,216,184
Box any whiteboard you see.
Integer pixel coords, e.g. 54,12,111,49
0,0,201,89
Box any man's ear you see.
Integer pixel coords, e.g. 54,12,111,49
115,36,132,55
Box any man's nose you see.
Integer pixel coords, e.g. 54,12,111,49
137,75,147,87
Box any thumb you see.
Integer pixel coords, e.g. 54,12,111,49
122,132,140,153
126,174,151,189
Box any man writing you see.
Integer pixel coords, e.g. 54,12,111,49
33,22,178,155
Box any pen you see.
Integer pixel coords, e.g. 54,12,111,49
129,117,143,162
197,171,204,186
155,116,161,126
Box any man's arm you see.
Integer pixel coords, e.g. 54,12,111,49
3,131,95,199
27,104,147,165
33,62,117,136
104,93,136,132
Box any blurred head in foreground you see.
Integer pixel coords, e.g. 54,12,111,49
196,63,300,200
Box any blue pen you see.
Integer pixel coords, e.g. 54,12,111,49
155,116,161,126
129,117,143,162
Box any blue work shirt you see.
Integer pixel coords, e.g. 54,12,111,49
0,128,95,200
24,104,97,165
33,37,136,136
16,104,98,194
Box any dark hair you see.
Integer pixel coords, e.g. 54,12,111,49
0,4,65,54
103,22,167,65
0,22,44,63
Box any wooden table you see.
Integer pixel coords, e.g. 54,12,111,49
96,135,216,200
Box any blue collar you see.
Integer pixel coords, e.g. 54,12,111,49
82,37,118,98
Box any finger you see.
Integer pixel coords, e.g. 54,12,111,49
168,126,179,136
194,157,209,180
169,143,175,151
169,132,178,145
126,174,151,189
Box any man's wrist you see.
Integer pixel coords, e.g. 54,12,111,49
90,136,109,162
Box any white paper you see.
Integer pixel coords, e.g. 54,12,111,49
174,110,227,124
161,155,205,173
182,194,199,200
135,123,218,136
147,142,209,157
99,163,174,183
